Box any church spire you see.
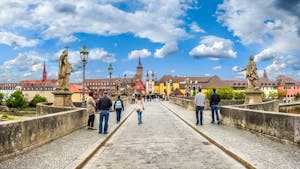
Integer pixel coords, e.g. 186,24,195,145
42,61,47,82
138,56,142,66
263,69,268,79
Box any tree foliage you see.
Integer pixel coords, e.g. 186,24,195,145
277,90,287,99
0,92,4,105
29,95,47,107
6,91,27,109
233,90,245,99
205,86,234,100
268,91,278,99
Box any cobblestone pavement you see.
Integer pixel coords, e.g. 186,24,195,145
162,101,300,169
0,104,135,169
83,102,245,169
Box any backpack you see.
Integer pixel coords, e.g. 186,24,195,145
115,100,122,109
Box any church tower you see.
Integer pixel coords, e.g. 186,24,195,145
42,61,47,82
135,57,143,81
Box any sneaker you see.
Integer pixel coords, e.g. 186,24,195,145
103,131,108,134
211,121,214,124
99,132,102,134
217,121,220,125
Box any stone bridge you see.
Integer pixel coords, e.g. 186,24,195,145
0,100,299,169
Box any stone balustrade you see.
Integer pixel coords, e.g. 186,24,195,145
0,107,87,162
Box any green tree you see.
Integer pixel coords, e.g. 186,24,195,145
0,92,4,105
29,95,47,107
261,92,266,99
277,90,287,99
233,90,245,99
268,91,278,99
295,93,300,100
205,86,234,100
6,91,27,109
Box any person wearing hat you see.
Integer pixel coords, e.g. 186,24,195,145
97,91,112,134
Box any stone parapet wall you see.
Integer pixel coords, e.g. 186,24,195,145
36,102,75,115
169,97,244,110
220,106,300,144
0,108,87,161
233,100,279,112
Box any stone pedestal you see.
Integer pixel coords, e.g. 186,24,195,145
52,91,75,107
244,91,262,104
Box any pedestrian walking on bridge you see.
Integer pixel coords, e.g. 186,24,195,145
209,88,221,124
114,95,124,123
194,88,205,125
97,91,112,134
135,94,144,124
87,92,96,129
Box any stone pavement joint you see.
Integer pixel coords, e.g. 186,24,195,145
65,106,135,169
161,102,255,169
0,104,135,169
162,101,300,169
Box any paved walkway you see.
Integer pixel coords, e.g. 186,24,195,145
0,104,135,169
162,101,300,169
83,102,244,169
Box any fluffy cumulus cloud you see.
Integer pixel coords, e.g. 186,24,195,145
213,66,222,70
232,66,240,72
154,43,178,58
217,0,300,52
0,32,38,48
254,48,279,62
128,49,151,60
189,35,237,59
3,52,44,72
0,0,194,56
189,22,205,33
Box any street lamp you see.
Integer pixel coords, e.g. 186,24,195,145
80,45,89,108
108,64,113,95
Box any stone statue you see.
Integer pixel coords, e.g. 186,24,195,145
241,56,259,91
57,50,72,91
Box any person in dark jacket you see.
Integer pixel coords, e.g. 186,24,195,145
97,91,112,134
209,88,221,124
114,95,124,123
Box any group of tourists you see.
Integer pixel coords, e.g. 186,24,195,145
194,88,221,125
86,91,144,134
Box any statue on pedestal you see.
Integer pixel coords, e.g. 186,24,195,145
241,56,259,91
52,49,74,107
57,50,72,91
241,56,262,104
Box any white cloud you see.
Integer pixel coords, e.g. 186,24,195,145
189,22,205,33
189,35,237,59
32,63,43,71
216,0,300,51
232,66,239,72
213,66,222,70
128,49,151,60
0,31,39,48
54,48,116,67
0,1,192,54
264,56,287,80
254,48,279,62
3,52,44,71
154,43,178,58
123,70,135,77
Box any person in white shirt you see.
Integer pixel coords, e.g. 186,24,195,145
194,88,206,125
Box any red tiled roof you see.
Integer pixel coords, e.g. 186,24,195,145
69,84,90,93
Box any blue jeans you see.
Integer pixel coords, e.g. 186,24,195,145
211,105,219,122
195,106,204,125
116,109,122,123
137,111,142,123
99,110,110,133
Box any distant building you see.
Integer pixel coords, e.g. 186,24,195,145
276,75,300,101
85,58,146,97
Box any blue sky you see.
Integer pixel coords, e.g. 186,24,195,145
0,0,300,83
